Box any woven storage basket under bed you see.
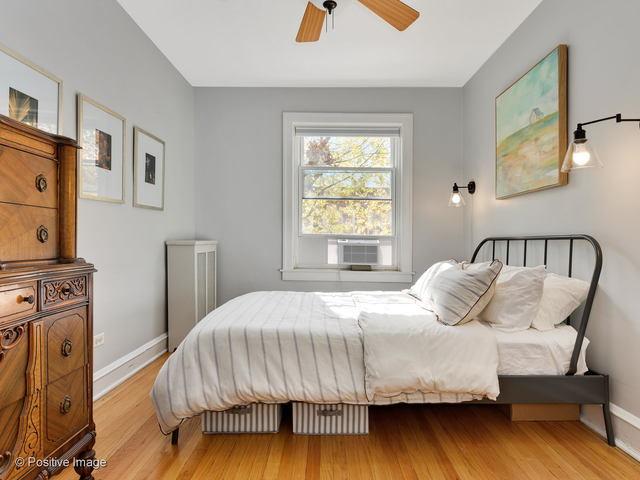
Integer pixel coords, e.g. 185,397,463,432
202,403,282,434
292,402,369,435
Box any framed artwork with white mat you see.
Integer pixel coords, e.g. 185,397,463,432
0,42,62,134
133,126,165,210
77,93,126,203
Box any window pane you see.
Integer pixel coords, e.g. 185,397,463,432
303,136,391,167
303,170,392,199
301,199,392,236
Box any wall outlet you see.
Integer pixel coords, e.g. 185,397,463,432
94,332,105,348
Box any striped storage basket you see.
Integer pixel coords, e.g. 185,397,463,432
202,403,282,434
292,403,369,435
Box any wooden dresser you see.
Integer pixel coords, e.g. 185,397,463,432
0,115,96,480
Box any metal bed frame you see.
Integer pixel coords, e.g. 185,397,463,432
170,234,614,447
470,235,614,446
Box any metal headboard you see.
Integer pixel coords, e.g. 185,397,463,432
470,235,602,376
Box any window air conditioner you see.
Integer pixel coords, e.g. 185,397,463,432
337,239,380,266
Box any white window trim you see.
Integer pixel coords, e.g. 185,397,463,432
282,112,413,283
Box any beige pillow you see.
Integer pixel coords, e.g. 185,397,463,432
424,260,503,326
532,273,590,331
408,259,459,301
481,265,545,332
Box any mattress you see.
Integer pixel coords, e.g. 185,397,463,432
152,291,589,431
495,324,589,375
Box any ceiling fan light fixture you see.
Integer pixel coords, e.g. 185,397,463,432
323,0,338,31
323,0,338,14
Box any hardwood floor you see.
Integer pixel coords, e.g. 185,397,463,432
59,354,640,480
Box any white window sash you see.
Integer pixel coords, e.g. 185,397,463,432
298,137,396,235
298,183,396,236
294,126,401,137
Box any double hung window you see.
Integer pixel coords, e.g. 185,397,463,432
282,113,413,282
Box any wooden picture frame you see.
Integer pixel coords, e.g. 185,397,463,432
0,41,63,134
77,93,126,203
133,126,165,210
495,45,568,199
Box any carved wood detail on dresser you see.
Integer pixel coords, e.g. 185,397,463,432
0,115,96,480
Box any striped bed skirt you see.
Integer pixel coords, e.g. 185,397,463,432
202,403,282,434
292,402,369,435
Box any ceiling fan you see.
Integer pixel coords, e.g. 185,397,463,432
296,0,420,43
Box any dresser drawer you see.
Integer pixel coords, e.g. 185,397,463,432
0,397,25,478
0,146,58,208
0,203,58,262
45,367,88,455
0,323,28,411
45,307,86,384
40,275,87,311
0,282,37,325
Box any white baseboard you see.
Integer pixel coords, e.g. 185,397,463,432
610,403,640,431
93,333,167,400
581,402,640,462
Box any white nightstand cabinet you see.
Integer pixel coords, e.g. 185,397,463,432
167,240,218,351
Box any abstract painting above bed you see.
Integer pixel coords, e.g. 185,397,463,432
495,45,568,199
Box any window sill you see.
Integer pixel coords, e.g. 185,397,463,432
281,269,414,283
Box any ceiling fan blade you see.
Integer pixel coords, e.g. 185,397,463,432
296,2,326,43
358,0,420,31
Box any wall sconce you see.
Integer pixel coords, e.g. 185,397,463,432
562,113,640,172
449,181,476,207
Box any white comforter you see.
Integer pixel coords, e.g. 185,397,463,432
359,311,499,401
151,291,499,433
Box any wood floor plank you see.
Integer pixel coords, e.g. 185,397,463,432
56,354,640,479
469,406,568,479
262,426,287,480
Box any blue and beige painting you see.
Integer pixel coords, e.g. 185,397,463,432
496,48,561,198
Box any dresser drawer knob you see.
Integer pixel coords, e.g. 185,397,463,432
60,395,72,415
18,294,35,305
36,225,49,243
61,338,73,357
35,174,48,192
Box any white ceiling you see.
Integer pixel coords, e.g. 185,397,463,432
117,0,542,87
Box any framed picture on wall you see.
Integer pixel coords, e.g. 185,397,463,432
133,127,165,210
77,93,126,203
0,42,62,133
495,45,568,199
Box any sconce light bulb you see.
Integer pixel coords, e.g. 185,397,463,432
449,183,468,207
572,144,591,166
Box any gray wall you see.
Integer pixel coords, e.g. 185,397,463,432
195,88,464,303
463,0,640,448
0,0,196,371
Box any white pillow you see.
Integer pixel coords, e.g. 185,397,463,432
409,259,459,302
481,265,545,332
425,260,503,326
531,273,590,331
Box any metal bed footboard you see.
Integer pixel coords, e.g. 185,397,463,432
470,235,613,445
